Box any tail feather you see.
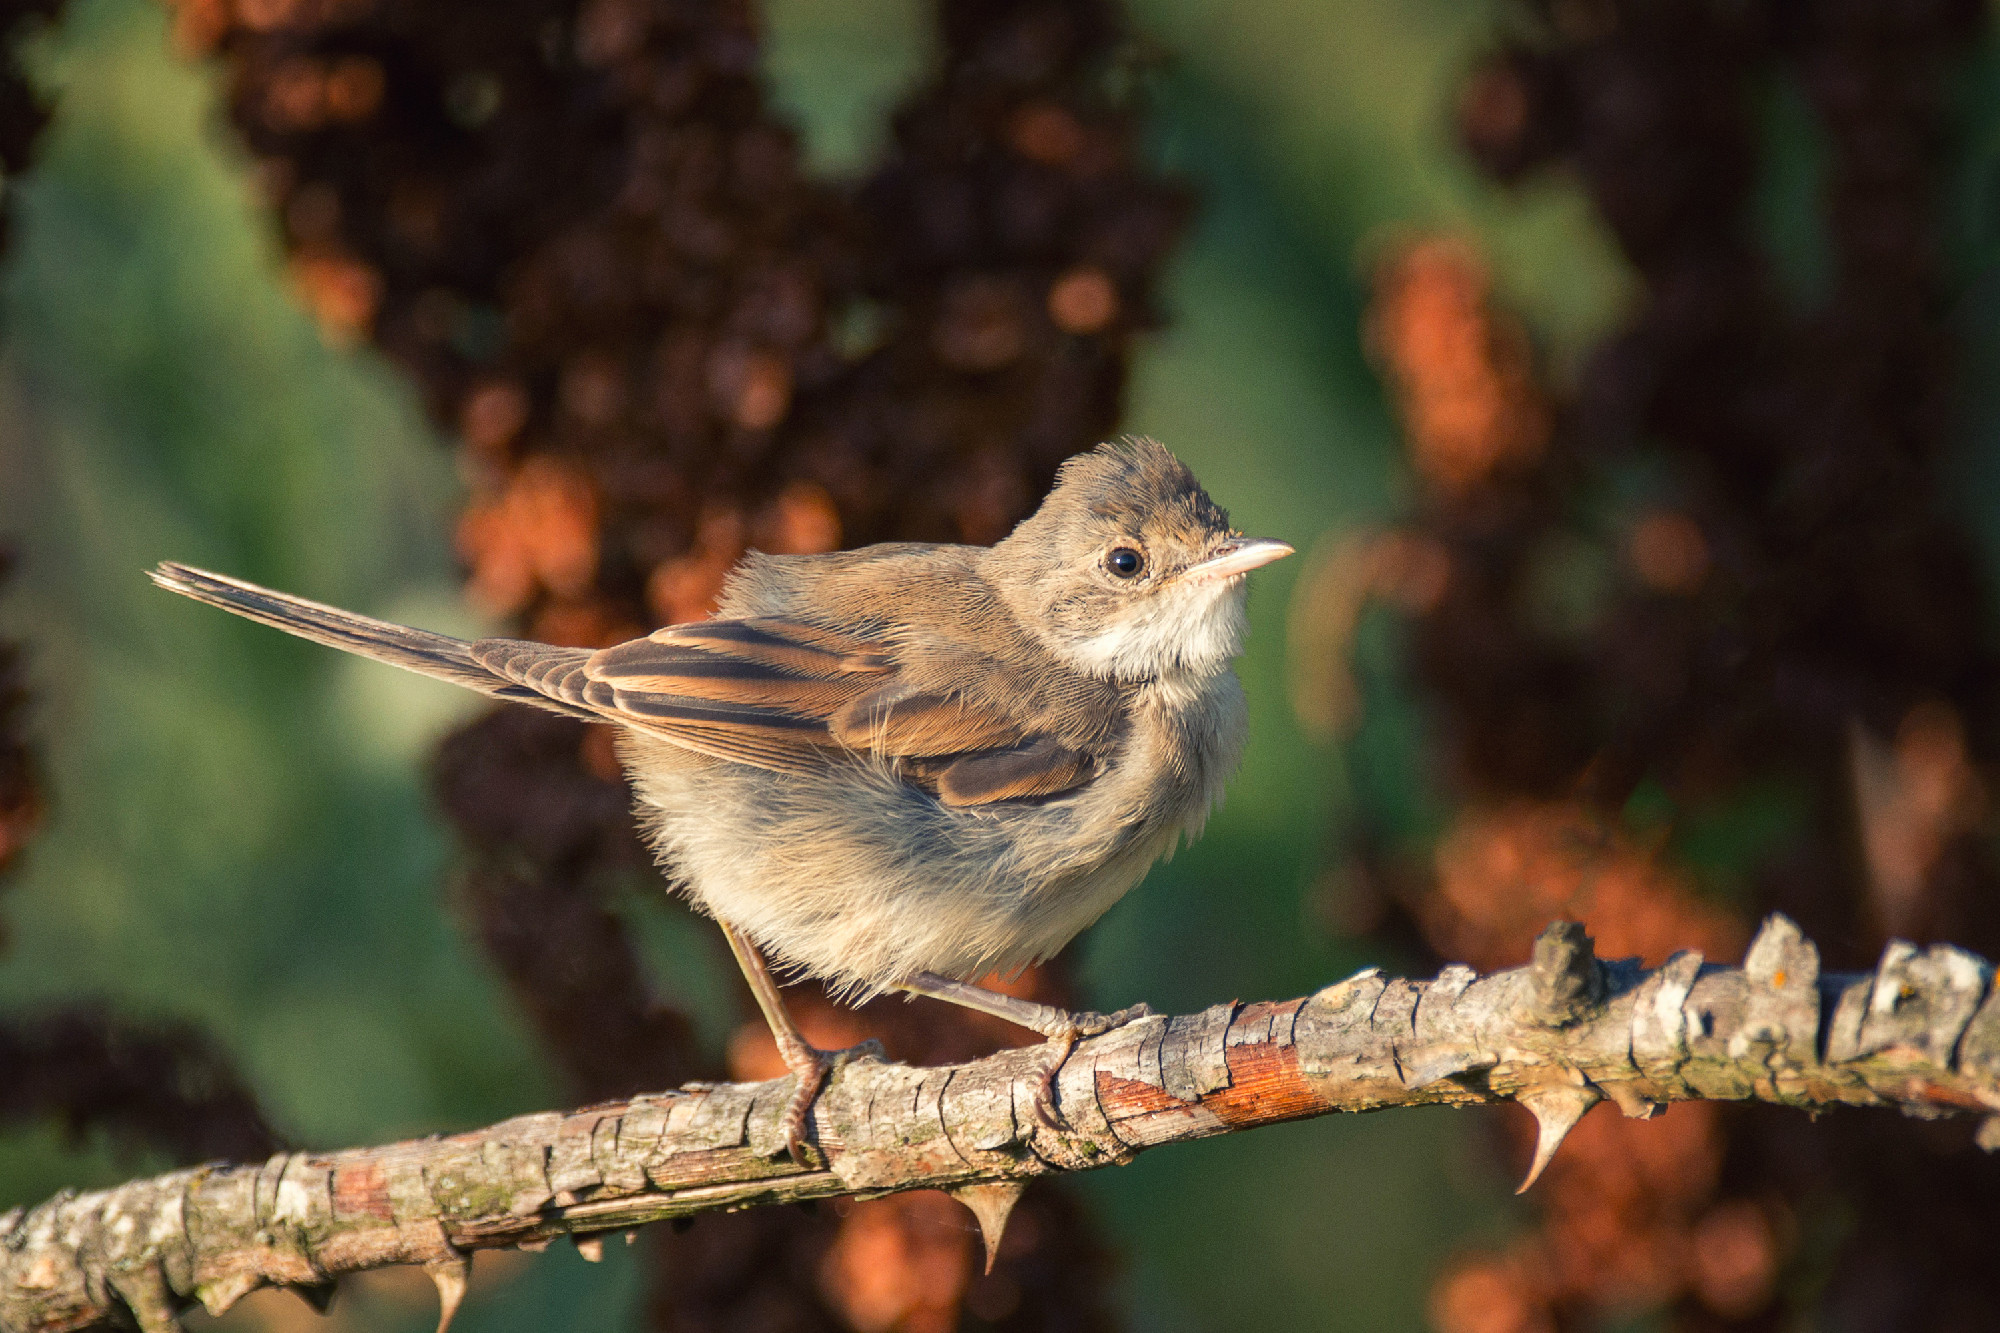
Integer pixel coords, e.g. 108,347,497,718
148,562,598,722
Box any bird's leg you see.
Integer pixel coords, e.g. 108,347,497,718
897,972,1155,1037
719,921,880,1167
896,972,1156,1128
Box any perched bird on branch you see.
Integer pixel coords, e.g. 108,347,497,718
152,437,1291,1161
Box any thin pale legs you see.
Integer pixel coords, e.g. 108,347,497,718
896,971,1155,1125
720,921,879,1166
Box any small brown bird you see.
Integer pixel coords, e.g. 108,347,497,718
151,437,1290,1159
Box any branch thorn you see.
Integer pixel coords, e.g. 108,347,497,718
194,1272,259,1319
573,1233,604,1263
1600,1080,1661,1120
425,1254,471,1333
108,1266,184,1333
949,1179,1029,1273
1516,1084,1601,1193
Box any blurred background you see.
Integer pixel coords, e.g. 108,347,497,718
2,0,1999,1329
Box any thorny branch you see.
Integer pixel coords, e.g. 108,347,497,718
8,914,2000,1333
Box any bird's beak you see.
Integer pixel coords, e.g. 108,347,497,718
1186,537,1295,583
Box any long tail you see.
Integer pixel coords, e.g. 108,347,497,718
148,562,597,721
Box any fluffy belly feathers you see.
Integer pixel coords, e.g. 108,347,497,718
621,677,1238,996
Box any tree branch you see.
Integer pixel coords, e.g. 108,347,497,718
8,914,2000,1333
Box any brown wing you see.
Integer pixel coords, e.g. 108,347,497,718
930,738,1097,806
473,617,1098,803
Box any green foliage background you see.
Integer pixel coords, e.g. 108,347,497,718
3,1,1992,1330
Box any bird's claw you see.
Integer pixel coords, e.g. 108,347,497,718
1029,1003,1158,1130
1066,1002,1158,1037
779,1039,886,1168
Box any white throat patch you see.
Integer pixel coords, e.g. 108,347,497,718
1062,578,1250,681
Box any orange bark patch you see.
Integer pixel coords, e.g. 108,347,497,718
331,1162,393,1222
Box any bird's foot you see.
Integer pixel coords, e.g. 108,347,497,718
778,1039,885,1168
1030,1002,1158,1130
1062,1002,1158,1038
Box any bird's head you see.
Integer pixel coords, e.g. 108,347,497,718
984,438,1292,681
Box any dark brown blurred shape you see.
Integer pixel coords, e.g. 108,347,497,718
0,554,40,888
0,0,66,259
1431,1101,1777,1333
0,1007,283,1165
1421,801,1743,975
182,0,1182,1326
1348,1,2000,1328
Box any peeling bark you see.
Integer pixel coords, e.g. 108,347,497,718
8,915,2000,1332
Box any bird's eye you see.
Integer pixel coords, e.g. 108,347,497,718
1106,547,1145,579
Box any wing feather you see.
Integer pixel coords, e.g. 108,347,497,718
477,615,1102,805
593,618,892,680
155,564,1109,804
649,721,834,774
830,689,1030,757
936,739,1096,806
